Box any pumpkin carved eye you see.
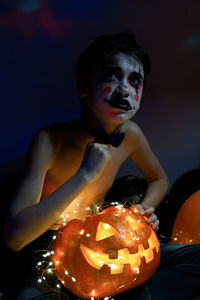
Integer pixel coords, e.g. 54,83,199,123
95,222,119,241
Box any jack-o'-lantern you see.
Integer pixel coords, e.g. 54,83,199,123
50,205,160,299
172,190,200,244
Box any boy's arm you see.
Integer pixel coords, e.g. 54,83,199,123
128,123,169,226
4,130,88,250
5,131,111,251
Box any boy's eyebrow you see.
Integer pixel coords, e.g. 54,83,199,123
131,71,144,81
101,64,144,80
101,65,121,71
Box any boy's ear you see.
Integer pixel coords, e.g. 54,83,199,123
76,76,87,98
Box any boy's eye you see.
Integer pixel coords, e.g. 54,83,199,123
129,77,142,89
107,73,116,79
101,71,119,81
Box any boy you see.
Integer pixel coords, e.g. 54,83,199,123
5,32,200,299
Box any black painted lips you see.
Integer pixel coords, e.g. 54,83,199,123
108,97,132,111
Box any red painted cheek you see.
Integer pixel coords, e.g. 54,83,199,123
104,108,115,117
135,94,139,102
104,86,112,93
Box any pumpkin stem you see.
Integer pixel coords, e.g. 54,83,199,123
90,202,99,215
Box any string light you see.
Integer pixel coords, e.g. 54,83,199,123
80,229,85,235
43,251,51,257
71,277,76,282
47,268,53,274
133,267,140,274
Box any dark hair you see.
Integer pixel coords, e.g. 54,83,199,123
76,31,150,89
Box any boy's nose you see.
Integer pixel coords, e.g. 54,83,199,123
114,89,130,99
117,80,129,95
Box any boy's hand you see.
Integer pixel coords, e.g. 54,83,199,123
79,142,112,181
131,204,159,230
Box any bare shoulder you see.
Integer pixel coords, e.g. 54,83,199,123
125,120,142,135
123,120,146,147
27,120,79,171
124,121,168,184
26,127,54,170
25,122,69,172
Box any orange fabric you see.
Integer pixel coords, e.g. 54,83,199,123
41,179,57,200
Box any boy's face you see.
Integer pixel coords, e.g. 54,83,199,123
81,52,144,124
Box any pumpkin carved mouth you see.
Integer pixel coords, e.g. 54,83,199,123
80,226,158,275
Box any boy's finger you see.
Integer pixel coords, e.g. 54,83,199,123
152,220,160,230
147,214,157,223
144,207,155,215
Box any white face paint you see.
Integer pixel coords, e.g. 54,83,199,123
84,52,144,123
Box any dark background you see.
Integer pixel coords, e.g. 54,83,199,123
0,0,200,188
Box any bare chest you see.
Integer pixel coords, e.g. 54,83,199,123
46,143,132,227
49,143,130,186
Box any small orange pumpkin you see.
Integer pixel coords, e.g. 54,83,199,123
50,206,160,299
172,190,200,244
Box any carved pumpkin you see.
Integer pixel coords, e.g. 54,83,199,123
172,190,200,244
50,206,160,299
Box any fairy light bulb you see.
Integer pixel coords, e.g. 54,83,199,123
47,268,53,274
80,229,85,235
